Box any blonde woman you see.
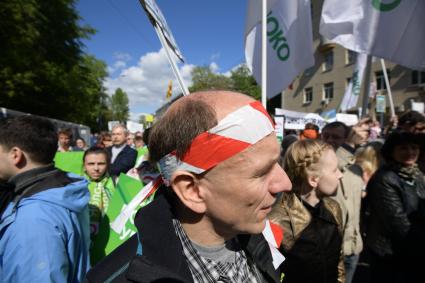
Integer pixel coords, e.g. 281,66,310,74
269,139,345,283
354,143,381,199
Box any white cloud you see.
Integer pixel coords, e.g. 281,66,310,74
113,52,132,62
108,52,133,75
209,62,219,73
105,48,195,118
223,63,247,77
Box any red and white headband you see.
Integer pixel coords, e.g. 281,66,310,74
158,101,275,185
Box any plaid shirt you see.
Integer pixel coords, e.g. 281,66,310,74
173,219,262,283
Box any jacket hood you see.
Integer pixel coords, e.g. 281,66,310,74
19,173,90,213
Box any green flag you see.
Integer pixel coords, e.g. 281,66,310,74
54,152,84,175
90,173,156,264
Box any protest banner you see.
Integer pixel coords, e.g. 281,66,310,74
275,108,327,130
54,151,84,176
90,174,161,264
336,113,359,126
126,121,144,133
321,109,337,122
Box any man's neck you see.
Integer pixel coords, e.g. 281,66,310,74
9,164,54,189
113,143,126,149
180,217,234,247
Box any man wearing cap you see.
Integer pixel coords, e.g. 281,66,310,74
86,91,292,282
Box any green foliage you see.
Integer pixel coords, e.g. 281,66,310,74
230,65,261,100
188,64,260,100
189,66,232,92
0,0,107,131
111,88,129,123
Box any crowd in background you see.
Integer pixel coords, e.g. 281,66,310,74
1,99,425,282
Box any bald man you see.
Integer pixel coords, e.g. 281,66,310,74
86,91,292,283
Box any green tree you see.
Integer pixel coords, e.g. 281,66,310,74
111,88,129,123
0,0,108,129
189,66,232,92
230,64,261,100
188,64,260,100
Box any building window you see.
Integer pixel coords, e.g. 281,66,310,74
323,82,334,101
412,70,425,85
346,50,356,65
322,51,333,71
303,87,313,104
376,70,390,90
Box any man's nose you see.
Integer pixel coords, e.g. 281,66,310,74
269,164,292,195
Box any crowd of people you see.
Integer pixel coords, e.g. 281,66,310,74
0,90,424,283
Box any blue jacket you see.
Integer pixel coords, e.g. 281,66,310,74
0,168,91,283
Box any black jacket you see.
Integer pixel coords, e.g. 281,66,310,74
86,189,282,283
365,165,425,258
108,145,137,177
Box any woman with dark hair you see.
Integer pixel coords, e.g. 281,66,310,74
83,146,115,264
365,132,425,283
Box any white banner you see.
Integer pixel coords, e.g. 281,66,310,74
126,121,144,133
275,108,326,130
245,0,314,97
320,0,425,71
340,53,368,111
336,113,358,126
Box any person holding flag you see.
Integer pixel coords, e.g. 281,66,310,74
82,146,115,264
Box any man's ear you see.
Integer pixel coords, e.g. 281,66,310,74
9,147,26,169
171,170,207,214
307,174,319,189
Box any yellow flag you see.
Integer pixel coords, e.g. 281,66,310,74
166,80,172,99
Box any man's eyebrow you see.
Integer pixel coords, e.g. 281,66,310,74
257,155,279,176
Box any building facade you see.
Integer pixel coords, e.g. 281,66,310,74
281,0,425,118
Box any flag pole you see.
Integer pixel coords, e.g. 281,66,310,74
380,59,395,117
361,55,372,118
261,0,267,108
153,23,190,96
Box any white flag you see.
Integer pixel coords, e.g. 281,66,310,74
320,0,425,71
245,0,314,98
139,0,184,62
340,53,368,112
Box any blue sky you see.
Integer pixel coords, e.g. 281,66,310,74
77,0,248,119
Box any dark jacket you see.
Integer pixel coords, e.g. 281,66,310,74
365,165,425,258
269,193,345,283
108,145,137,177
86,189,282,283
